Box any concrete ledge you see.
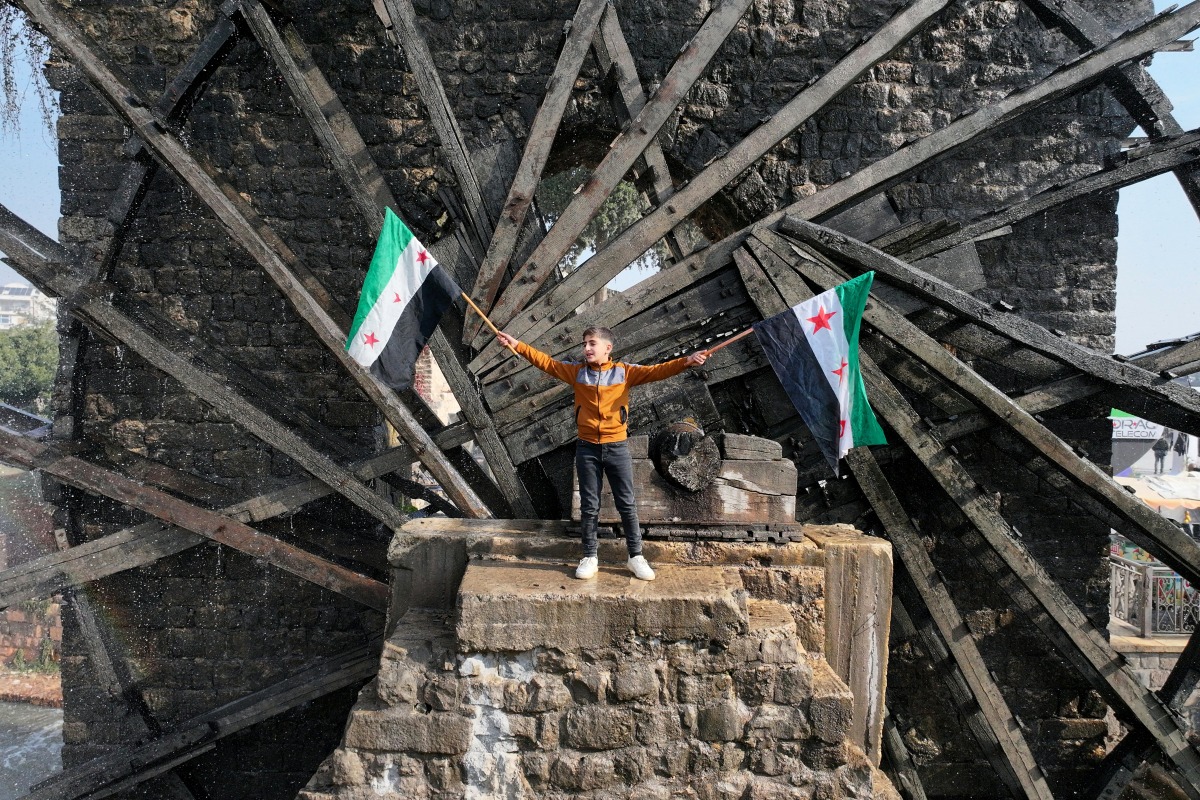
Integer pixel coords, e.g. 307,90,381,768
456,561,748,652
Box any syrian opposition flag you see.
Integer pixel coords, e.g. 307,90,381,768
346,208,460,390
752,271,886,474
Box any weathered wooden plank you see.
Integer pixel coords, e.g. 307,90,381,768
238,0,394,224
881,706,930,800
781,229,1200,588
0,430,389,611
0,204,412,529
238,0,535,516
905,129,1200,261
591,6,685,262
1022,0,1200,220
463,0,608,343
476,0,753,343
782,5,1200,223
0,446,415,610
98,8,241,279
20,0,492,519
374,0,492,255
25,642,379,800
782,217,1200,432
850,452,1054,799
469,0,957,370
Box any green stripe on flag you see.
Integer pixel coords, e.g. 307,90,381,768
347,207,416,347
834,271,887,446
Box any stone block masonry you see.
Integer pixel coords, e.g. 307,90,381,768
301,519,897,798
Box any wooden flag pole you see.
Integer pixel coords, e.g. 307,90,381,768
702,327,754,357
461,292,520,356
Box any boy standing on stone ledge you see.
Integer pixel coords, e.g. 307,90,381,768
496,327,708,581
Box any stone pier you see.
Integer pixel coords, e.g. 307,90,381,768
300,519,897,798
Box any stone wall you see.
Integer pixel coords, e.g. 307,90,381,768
39,0,1143,795
0,601,61,667
302,519,897,799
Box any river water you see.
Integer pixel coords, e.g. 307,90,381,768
0,702,62,800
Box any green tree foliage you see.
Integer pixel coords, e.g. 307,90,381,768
535,167,667,275
0,323,57,411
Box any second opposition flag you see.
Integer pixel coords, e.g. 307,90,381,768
752,271,886,473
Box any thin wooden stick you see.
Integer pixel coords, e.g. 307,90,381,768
461,292,520,356
703,327,755,357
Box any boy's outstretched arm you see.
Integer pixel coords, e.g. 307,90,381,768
495,331,577,383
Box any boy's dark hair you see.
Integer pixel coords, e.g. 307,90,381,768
582,326,615,345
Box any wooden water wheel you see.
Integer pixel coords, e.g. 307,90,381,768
1,0,1200,797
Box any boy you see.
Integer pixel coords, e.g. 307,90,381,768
496,327,708,580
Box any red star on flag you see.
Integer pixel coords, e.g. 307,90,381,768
807,305,837,333
839,419,847,438
416,250,429,264
363,331,379,348
393,292,404,303
831,359,848,383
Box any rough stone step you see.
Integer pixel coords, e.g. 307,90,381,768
747,598,798,638
809,657,856,745
456,560,748,652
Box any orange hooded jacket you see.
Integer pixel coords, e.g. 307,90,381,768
513,340,691,444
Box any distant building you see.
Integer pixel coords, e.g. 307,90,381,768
0,282,55,330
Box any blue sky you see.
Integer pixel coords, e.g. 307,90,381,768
0,10,1197,356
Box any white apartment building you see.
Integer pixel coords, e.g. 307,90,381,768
0,282,56,330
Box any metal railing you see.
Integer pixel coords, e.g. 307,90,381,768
1110,554,1200,636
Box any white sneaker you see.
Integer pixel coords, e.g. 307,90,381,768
627,555,656,581
575,556,599,580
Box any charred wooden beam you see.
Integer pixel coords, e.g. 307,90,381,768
469,0,957,371
97,6,242,280
783,4,1200,224
905,129,1200,262
1021,0,1200,220
0,204,412,529
886,567,1050,799
236,0,535,516
591,6,686,262
373,0,492,258
0,430,390,611
19,0,492,518
474,0,753,344
0,446,434,612
462,0,608,342
25,641,380,800
881,706,930,800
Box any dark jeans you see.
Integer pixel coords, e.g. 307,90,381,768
576,440,642,557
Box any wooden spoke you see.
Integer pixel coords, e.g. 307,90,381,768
783,5,1200,223
20,0,492,518
467,0,964,370
97,7,242,279
472,0,753,346
237,0,535,517
905,129,1200,262
1,430,390,611
24,642,379,800
1021,0,1200,220
592,6,686,261
462,0,607,345
373,0,492,258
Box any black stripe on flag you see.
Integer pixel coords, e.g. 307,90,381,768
370,265,460,391
753,309,842,470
